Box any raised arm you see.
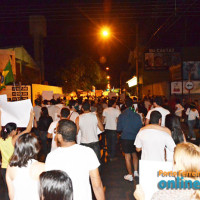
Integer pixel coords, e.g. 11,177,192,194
21,109,34,134
12,110,34,145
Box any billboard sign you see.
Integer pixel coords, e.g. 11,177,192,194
145,48,181,70
183,61,200,80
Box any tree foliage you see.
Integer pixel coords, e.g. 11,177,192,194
60,55,107,93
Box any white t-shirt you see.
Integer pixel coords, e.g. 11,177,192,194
48,105,60,121
48,121,59,151
70,111,79,123
134,128,176,161
33,105,41,122
79,112,98,143
146,106,170,127
186,108,199,120
45,145,100,200
175,103,184,117
103,107,121,130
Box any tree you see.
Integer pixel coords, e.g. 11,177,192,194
60,55,107,93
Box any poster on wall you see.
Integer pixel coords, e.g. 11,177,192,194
171,82,182,94
144,48,181,70
183,61,200,80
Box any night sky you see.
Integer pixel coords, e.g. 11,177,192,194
0,0,200,87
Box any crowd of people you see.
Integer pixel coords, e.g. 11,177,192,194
1,94,200,200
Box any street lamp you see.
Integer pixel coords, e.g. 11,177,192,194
100,27,110,39
107,75,110,80
106,67,109,71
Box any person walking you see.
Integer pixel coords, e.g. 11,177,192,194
186,102,199,140
103,99,121,161
117,98,142,181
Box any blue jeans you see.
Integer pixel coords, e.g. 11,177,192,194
105,130,117,158
188,120,196,138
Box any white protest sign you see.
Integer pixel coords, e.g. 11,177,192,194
53,93,62,100
0,94,7,102
0,99,32,127
42,91,53,101
139,160,173,200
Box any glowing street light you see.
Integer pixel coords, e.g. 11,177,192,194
100,27,110,38
107,75,110,80
106,67,109,71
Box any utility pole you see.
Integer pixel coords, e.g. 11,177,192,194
135,23,139,97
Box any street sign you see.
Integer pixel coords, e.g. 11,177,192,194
185,81,194,90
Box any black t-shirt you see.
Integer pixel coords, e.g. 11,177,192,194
38,116,53,131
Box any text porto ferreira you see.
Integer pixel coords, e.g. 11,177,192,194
158,170,200,190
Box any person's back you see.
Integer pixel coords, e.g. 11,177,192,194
70,111,79,123
6,134,45,200
79,112,98,143
33,105,41,122
118,108,142,140
46,144,99,200
38,115,53,131
45,119,104,200
48,105,60,121
135,128,174,161
135,111,175,161
0,136,14,169
12,159,41,200
103,107,120,130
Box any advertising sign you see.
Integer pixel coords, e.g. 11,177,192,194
0,85,31,101
171,81,200,94
183,61,200,80
145,48,181,70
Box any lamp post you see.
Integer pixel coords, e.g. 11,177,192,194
100,27,110,39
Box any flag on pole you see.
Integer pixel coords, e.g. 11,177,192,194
0,60,14,90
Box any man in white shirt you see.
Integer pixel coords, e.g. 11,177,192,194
103,99,121,160
75,101,104,162
47,108,70,152
45,119,105,200
48,99,60,121
145,96,170,127
135,111,175,161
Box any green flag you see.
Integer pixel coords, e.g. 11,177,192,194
0,60,14,90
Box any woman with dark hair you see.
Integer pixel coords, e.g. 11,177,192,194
37,107,53,159
165,114,186,161
6,133,45,200
39,170,73,200
0,110,34,199
186,102,199,140
165,114,186,144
